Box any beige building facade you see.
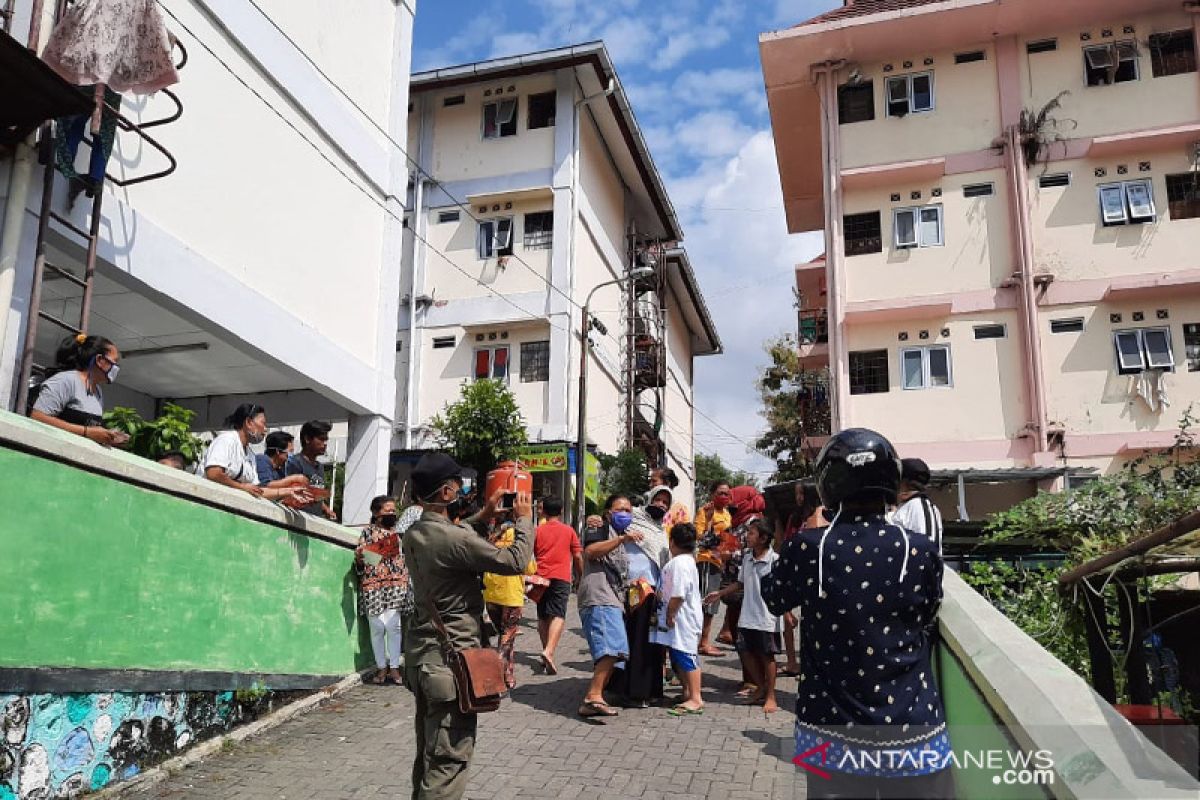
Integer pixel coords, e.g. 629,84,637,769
764,0,1200,516
396,44,721,509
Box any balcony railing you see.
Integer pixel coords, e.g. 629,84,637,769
797,308,829,344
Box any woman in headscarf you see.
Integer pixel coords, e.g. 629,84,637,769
609,485,672,707
649,467,690,533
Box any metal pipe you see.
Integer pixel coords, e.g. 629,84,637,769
14,143,56,413
813,61,847,431
0,140,35,408
404,174,424,450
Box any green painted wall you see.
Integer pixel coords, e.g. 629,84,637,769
938,642,1051,800
0,445,369,680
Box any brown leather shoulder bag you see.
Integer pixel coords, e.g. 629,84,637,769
426,600,506,714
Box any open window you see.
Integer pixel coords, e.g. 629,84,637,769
843,211,882,256
901,345,952,390
474,345,510,381
849,350,889,395
483,98,518,139
527,91,556,129
1149,31,1197,78
1084,41,1139,86
523,211,553,249
838,81,875,124
894,205,943,248
520,340,550,382
1184,323,1200,372
1113,328,1174,375
1098,180,1155,226
477,218,513,259
1166,173,1200,220
885,72,934,117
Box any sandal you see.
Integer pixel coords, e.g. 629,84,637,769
777,667,801,677
369,670,387,685
578,699,619,718
541,654,558,675
667,705,704,716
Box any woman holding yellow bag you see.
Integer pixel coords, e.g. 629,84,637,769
483,515,537,690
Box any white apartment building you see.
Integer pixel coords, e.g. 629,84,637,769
396,43,721,509
0,0,416,523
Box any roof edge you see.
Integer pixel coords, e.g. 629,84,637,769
664,247,722,356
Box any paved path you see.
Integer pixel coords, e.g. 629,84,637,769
135,602,805,799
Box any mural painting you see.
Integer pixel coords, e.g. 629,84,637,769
0,688,291,798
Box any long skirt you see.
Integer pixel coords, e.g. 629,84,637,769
610,600,664,703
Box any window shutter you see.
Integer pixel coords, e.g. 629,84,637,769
886,76,909,116
1114,331,1146,372
493,347,510,378
910,73,933,111
475,350,491,379
919,207,942,246
1125,181,1155,221
895,209,918,247
901,349,924,389
1143,329,1174,369
928,347,951,386
1099,185,1128,225
478,221,494,258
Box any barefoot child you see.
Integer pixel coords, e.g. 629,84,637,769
652,523,705,715
705,518,781,714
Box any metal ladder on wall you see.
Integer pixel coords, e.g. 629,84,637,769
12,0,184,412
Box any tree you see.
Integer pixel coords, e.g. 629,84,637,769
430,379,528,477
103,402,206,464
600,447,649,501
695,452,760,504
756,334,826,483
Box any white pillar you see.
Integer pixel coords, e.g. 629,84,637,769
343,414,392,525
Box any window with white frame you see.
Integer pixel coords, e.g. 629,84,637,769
1084,41,1139,86
1098,179,1156,226
894,205,943,248
473,345,510,381
1112,327,1174,375
885,72,934,117
901,345,952,389
477,218,513,259
482,98,518,139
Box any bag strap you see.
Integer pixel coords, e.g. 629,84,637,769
424,597,454,650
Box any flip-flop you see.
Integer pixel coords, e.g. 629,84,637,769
541,654,558,675
667,705,704,716
578,700,619,718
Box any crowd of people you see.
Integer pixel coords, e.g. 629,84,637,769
347,434,947,800
29,333,340,517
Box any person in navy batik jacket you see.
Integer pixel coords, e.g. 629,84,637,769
762,428,954,800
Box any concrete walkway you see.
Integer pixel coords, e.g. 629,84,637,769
134,602,805,799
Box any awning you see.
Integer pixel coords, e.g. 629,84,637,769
0,29,93,147
929,466,1094,487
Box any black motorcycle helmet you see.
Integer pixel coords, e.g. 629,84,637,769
814,428,902,512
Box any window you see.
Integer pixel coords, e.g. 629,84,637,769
523,211,553,249
520,340,550,382
973,324,1006,340
1027,39,1058,54
901,345,953,389
1050,317,1084,333
893,205,943,248
528,91,556,129
963,182,995,198
955,50,986,64
437,210,460,223
443,94,465,107
849,350,889,395
843,211,882,256
432,336,456,349
1184,323,1200,372
1166,173,1200,220
1084,41,1139,86
885,72,934,117
837,81,875,124
1149,31,1196,77
1066,474,1099,491
474,346,510,381
1113,328,1174,375
477,218,513,259
1098,180,1156,226
1039,173,1071,189
482,98,518,139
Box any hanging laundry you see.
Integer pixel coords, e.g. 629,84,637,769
1133,369,1171,413
41,0,179,94
54,85,121,195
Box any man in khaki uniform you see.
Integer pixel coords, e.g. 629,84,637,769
402,452,534,800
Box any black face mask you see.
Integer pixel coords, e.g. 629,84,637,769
646,505,667,523
378,513,398,529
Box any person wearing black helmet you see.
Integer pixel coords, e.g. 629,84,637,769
761,428,953,799
893,457,943,554
401,452,533,800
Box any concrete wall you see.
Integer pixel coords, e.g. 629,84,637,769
664,297,697,508
1020,10,1200,141
839,44,1000,169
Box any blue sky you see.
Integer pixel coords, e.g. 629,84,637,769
412,0,839,480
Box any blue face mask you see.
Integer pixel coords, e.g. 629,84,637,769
610,511,633,533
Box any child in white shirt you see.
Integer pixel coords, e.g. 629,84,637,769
652,523,705,715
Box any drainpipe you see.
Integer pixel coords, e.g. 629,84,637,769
1006,125,1049,453
567,77,615,441
813,61,848,431
404,172,424,451
0,141,34,406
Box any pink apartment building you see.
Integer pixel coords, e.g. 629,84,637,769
762,0,1200,521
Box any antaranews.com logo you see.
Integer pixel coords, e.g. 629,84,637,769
794,741,1055,787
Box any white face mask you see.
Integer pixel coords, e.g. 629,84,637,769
105,363,120,383
247,427,266,445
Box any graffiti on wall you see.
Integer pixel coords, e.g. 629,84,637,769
0,689,262,799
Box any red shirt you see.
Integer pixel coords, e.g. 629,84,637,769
534,519,582,582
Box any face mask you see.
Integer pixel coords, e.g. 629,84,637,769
713,496,729,510
378,513,398,529
610,511,633,533
647,505,667,523
105,363,120,383
247,428,266,445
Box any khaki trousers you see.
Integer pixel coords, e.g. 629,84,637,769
404,663,477,800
